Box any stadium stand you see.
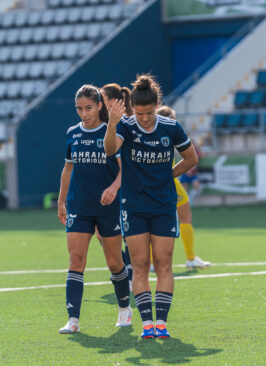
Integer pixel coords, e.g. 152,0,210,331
0,0,140,125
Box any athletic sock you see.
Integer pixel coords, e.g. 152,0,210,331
123,240,132,281
66,270,84,319
180,223,195,261
155,291,173,323
135,291,153,324
110,265,130,308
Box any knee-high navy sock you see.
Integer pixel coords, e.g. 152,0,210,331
135,291,153,325
110,265,130,308
66,270,84,319
155,291,173,324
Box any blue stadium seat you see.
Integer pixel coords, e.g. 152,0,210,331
86,23,102,40
41,10,55,25
48,0,62,7
24,45,39,61
213,114,228,130
34,80,48,96
43,61,58,78
28,11,42,26
234,90,250,109
75,0,88,5
20,81,36,98
64,42,79,58
2,64,16,80
11,46,24,62
7,82,21,99
56,60,72,76
62,0,76,6
102,22,116,37
73,24,87,41
95,6,109,21
249,90,266,108
81,7,95,22
59,25,74,41
54,9,68,24
67,7,82,23
16,63,30,80
38,44,52,60
0,101,13,118
6,29,20,45
256,70,266,88
0,29,7,44
227,113,242,130
2,12,15,28
242,113,259,131
109,5,123,21
29,62,44,79
15,12,28,27
51,43,66,59
79,41,94,56
46,26,60,42
0,83,8,98
33,27,47,43
19,28,33,44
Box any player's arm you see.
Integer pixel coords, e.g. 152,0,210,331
100,157,121,206
172,145,198,178
58,162,73,225
104,99,124,155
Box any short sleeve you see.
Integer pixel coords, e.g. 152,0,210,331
116,120,127,142
174,121,191,152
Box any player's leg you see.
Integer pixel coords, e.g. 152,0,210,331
97,215,131,327
126,232,154,338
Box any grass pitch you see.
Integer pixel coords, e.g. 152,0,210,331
0,205,265,366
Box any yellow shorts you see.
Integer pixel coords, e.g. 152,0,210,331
175,178,189,208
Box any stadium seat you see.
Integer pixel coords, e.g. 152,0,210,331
6,29,20,45
81,7,95,22
242,113,259,131
20,81,36,98
15,11,28,27
24,45,39,61
0,47,11,63
249,90,266,108
40,10,55,25
109,5,123,21
62,0,76,6
54,9,68,24
38,44,52,60
75,0,88,5
67,7,82,23
0,83,8,99
28,11,42,26
2,12,15,28
227,113,242,130
95,6,109,22
59,25,74,41
102,22,116,37
86,23,102,40
213,113,228,129
256,70,266,88
46,26,60,42
2,64,16,80
56,60,72,76
51,43,66,59
65,42,79,58
16,63,30,80
0,101,13,118
10,46,24,62
48,0,61,7
234,90,250,109
73,24,87,41
19,28,33,44
29,62,44,79
7,82,21,99
33,27,47,43
0,29,7,44
34,80,48,96
79,41,94,56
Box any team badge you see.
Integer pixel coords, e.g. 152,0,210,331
161,137,170,147
97,139,104,148
123,221,129,232
68,218,74,228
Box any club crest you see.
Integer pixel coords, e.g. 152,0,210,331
161,137,170,147
97,139,104,148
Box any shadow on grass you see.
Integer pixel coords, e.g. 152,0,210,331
68,327,222,364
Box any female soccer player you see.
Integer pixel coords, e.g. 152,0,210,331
58,85,131,334
104,74,198,339
156,106,210,269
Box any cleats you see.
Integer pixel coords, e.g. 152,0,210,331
141,325,155,339
186,256,211,269
116,306,132,327
155,325,170,338
59,317,80,334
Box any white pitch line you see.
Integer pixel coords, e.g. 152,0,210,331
0,271,265,293
0,262,266,275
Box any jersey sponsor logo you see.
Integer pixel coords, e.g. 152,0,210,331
71,151,107,164
73,140,79,145
144,140,159,146
114,224,120,231
131,149,171,164
97,139,104,148
81,139,94,145
161,137,170,147
133,137,141,143
73,133,82,138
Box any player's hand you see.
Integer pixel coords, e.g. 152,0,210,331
108,99,125,127
58,202,67,225
100,186,117,206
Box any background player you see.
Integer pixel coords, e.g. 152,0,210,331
58,85,131,334
104,74,198,339
156,106,210,269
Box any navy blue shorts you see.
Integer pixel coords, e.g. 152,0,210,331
120,210,179,238
66,214,121,237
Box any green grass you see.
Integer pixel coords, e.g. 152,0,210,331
0,206,266,365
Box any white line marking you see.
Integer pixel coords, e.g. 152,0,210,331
0,262,266,275
0,271,265,293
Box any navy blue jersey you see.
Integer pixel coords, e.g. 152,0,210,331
65,122,120,216
116,114,191,214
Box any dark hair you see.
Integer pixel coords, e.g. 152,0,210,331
121,86,133,116
156,105,176,119
102,83,133,117
75,84,108,122
131,74,161,107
